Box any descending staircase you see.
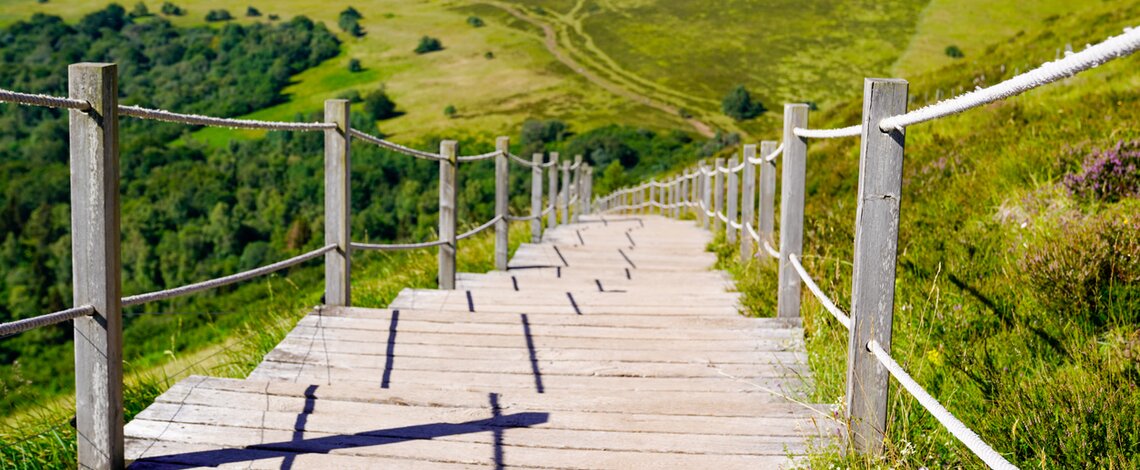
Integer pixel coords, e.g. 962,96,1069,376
124,215,834,469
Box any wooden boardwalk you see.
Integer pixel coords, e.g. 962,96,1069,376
124,215,832,469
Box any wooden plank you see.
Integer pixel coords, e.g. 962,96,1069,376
846,78,908,454
70,62,124,470
324,99,351,306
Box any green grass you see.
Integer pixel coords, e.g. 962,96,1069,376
0,221,531,467
686,4,1140,467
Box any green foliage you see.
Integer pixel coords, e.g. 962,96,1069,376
720,85,765,121
945,44,965,58
519,119,568,151
246,6,261,17
363,87,399,120
467,16,485,27
129,2,149,18
484,51,494,59
443,105,457,118
414,35,443,54
204,9,232,22
347,58,362,72
159,2,183,16
338,6,365,37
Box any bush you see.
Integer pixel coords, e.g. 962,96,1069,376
246,6,261,17
444,105,457,118
721,85,766,121
364,88,399,120
130,2,150,18
520,119,568,147
160,2,184,16
205,9,232,22
945,45,965,58
678,108,692,119
1063,140,1140,202
336,89,363,103
484,51,494,59
268,14,279,21
348,58,362,72
338,7,362,33
414,36,443,54
467,16,484,27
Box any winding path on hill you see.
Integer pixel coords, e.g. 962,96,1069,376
482,1,720,138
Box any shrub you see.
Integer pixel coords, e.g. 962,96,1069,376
721,85,766,121
347,58,362,72
467,16,484,27
160,2,184,16
414,36,443,54
443,105,457,118
336,89,362,103
945,45,965,58
268,14,279,21
484,51,494,59
205,9,232,22
364,88,398,120
246,6,261,17
678,108,692,119
130,2,150,18
1063,140,1140,202
520,119,568,147
338,7,362,33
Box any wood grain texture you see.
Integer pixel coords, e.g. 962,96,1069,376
777,105,809,318
740,145,757,261
531,153,544,243
845,78,908,454
759,140,778,266
495,136,510,271
547,152,559,231
438,141,458,289
324,99,351,306
726,156,739,244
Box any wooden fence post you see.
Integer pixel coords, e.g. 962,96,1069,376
702,163,712,230
560,161,571,224
572,155,583,222
649,179,658,215
777,104,809,318
324,99,351,306
531,153,543,243
847,78,909,454
740,144,757,261
438,141,458,290
547,152,559,231
726,156,739,244
494,136,510,271
70,62,124,470
584,166,593,215
712,157,725,233
759,140,778,263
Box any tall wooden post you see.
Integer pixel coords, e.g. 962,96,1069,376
438,141,458,289
649,180,657,215
560,161,570,224
494,136,510,271
740,144,757,261
572,155,583,223
70,62,124,470
712,157,725,233
702,163,712,229
846,79,909,454
547,152,559,231
759,140,778,264
726,156,739,244
777,104,809,318
324,99,351,306
583,166,593,215
530,153,543,243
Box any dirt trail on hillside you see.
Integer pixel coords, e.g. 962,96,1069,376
485,2,716,138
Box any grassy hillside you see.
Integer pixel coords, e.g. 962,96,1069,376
699,3,1140,467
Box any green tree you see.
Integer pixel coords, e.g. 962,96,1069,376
205,9,232,22
338,7,362,32
364,88,399,120
414,36,443,54
467,16,484,27
160,2,184,16
721,85,765,121
246,6,261,17
444,105,457,118
945,45,964,58
348,58,362,72
130,2,150,18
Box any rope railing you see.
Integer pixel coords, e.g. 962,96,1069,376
788,254,851,329
349,128,446,161
745,222,761,242
879,26,1140,131
118,105,335,131
867,340,1017,470
457,215,503,240
0,305,95,339
351,239,448,251
0,88,91,110
507,152,558,168
457,150,503,162
793,124,862,139
121,244,337,307
746,143,784,163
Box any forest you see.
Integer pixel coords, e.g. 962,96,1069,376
0,4,718,412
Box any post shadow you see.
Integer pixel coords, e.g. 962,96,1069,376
519,314,544,393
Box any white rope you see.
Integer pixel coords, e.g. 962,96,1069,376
867,340,1017,470
121,244,337,307
349,128,446,161
507,153,558,168
351,239,448,251
762,240,780,259
0,89,91,110
788,254,851,329
541,204,555,216
745,222,761,242
569,161,582,170
457,150,503,162
748,143,785,164
118,105,335,131
728,161,746,173
717,166,732,174
0,305,95,338
793,124,862,139
457,215,503,240
716,211,729,223
880,26,1140,131
506,212,543,222
729,220,743,229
